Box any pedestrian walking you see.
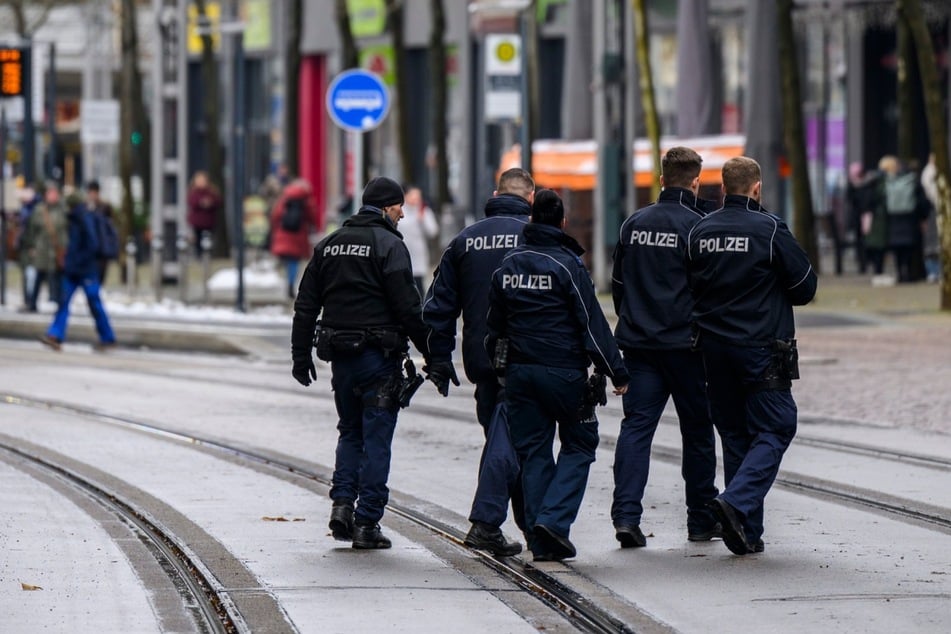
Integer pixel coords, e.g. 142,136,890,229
269,178,320,299
290,176,435,550
878,156,930,283
85,180,119,285
487,189,629,562
38,193,117,352
610,146,722,548
14,185,40,312
186,171,222,257
22,181,67,311
686,156,817,555
423,167,536,557
399,185,439,295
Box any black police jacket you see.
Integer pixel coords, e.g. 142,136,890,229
686,195,818,346
486,222,630,387
612,187,706,351
423,193,530,383
291,207,430,361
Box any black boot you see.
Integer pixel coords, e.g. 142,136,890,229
464,522,522,557
352,523,392,549
328,500,354,541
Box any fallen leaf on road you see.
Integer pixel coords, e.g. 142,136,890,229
21,583,43,591
262,516,305,522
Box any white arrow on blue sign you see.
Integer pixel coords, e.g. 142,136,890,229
326,69,390,132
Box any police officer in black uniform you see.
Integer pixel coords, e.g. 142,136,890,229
611,146,722,548
291,176,441,549
487,189,629,561
423,168,535,556
686,156,817,555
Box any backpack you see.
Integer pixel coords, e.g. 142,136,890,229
281,197,306,232
884,173,917,215
95,213,120,259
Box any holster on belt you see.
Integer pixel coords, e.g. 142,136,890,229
749,339,799,392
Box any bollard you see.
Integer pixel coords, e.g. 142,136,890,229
151,236,164,302
201,231,213,304
177,234,190,303
125,237,137,298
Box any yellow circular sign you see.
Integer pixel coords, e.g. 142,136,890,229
496,41,516,63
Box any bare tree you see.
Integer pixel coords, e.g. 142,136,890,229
285,0,302,177
896,14,916,163
777,0,819,267
193,0,227,256
429,0,450,212
898,0,951,309
384,0,414,184
1,0,73,37
334,0,359,70
631,0,661,200
118,0,151,281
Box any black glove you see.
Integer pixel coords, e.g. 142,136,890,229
292,357,317,386
425,360,460,397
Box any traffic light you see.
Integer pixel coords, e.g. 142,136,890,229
131,130,143,146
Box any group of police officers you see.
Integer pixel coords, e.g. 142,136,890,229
291,149,817,560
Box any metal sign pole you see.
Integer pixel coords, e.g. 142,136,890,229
351,130,363,216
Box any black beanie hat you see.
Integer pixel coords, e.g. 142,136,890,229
362,176,404,209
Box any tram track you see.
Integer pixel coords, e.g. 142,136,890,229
0,439,242,634
1,393,649,634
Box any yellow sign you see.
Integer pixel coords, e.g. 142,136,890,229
496,41,516,64
188,2,222,54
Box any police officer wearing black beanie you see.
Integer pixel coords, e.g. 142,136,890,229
291,176,437,549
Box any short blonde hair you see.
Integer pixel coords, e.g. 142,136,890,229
721,157,761,195
878,155,900,176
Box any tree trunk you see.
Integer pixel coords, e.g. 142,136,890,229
334,0,359,70
777,0,819,269
386,0,414,184
129,2,150,237
194,0,228,257
119,0,137,279
524,0,540,172
896,14,916,163
631,0,661,200
285,0,302,176
900,0,951,309
429,0,450,212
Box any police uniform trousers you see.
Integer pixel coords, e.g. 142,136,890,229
701,336,798,543
329,347,401,526
505,363,597,546
468,378,525,533
611,349,719,532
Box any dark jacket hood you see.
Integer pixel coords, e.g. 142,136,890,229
484,193,531,218
345,206,403,238
523,222,585,256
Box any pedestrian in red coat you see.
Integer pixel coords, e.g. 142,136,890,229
186,171,222,256
269,178,320,299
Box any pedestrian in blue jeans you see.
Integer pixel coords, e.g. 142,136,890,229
39,198,116,352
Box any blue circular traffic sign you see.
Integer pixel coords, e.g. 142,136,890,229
326,69,390,132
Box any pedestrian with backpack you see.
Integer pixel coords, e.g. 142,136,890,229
878,156,930,283
269,178,320,299
85,181,119,284
38,193,116,352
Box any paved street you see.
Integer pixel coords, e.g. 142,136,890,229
0,270,949,632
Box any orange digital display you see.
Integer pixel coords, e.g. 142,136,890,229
0,48,24,97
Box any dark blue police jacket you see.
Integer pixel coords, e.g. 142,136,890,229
612,187,706,351
423,193,530,383
686,195,817,345
486,222,629,387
